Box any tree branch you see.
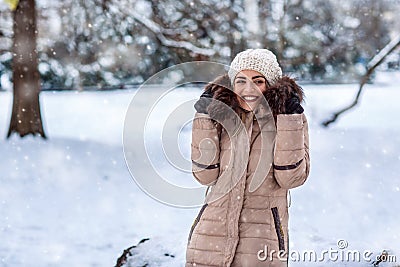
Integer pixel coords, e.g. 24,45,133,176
322,35,400,127
130,11,216,57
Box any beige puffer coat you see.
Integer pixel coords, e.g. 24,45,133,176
186,76,310,267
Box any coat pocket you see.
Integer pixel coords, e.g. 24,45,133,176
271,207,285,251
187,203,208,243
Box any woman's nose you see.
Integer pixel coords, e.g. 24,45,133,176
244,81,256,92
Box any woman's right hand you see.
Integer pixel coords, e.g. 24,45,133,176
194,88,214,114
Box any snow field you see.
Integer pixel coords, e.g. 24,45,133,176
1,74,399,266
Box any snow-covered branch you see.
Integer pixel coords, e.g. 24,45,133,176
367,34,400,68
130,11,216,57
322,35,400,127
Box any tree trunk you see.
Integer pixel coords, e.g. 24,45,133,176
7,0,46,138
276,0,288,61
228,0,246,60
258,0,270,48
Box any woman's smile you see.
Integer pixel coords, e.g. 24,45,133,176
240,95,259,102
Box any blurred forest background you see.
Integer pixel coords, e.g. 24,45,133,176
1,0,400,91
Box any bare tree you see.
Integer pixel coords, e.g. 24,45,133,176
276,0,288,61
322,35,400,127
257,0,270,47
7,0,46,138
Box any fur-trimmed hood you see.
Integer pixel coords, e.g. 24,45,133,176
204,74,304,121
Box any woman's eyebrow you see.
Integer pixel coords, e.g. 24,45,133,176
236,75,265,80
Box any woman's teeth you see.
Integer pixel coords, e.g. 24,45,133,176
242,95,258,101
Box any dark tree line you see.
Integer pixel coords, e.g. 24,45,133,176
1,0,398,89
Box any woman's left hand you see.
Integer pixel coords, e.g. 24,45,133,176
284,93,304,114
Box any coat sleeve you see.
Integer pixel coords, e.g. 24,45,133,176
273,113,310,189
191,112,221,186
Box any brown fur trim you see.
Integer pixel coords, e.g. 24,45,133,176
204,74,241,122
201,74,304,123
263,76,305,119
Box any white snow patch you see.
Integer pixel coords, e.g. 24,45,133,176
1,72,400,266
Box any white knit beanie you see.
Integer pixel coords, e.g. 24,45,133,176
228,49,282,86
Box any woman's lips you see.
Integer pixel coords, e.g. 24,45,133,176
240,95,259,102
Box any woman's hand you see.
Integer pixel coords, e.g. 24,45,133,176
194,88,214,114
284,92,304,114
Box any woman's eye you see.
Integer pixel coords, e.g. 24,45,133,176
254,80,264,85
236,80,245,84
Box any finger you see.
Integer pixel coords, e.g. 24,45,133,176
202,91,213,98
286,99,298,110
291,96,300,104
194,101,204,112
295,105,304,114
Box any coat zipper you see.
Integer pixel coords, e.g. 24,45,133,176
271,207,285,251
187,203,208,243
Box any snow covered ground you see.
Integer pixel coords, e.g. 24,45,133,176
0,71,399,266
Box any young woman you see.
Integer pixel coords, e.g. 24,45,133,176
186,49,310,267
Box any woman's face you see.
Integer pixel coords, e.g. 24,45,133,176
233,70,268,111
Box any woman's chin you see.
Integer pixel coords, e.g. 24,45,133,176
239,102,260,111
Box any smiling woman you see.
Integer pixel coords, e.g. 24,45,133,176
233,70,269,111
187,49,310,267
